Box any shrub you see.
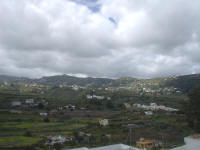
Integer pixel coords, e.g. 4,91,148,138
43,117,50,122
24,131,32,137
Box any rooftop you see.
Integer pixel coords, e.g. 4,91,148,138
67,144,141,150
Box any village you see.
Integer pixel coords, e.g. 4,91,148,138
0,79,197,150
0,92,190,150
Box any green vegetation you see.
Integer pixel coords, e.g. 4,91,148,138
0,112,91,149
0,74,199,149
0,136,40,148
0,110,194,149
185,86,200,132
1,73,200,91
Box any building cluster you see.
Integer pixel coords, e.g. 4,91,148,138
57,104,76,111
72,85,79,91
133,103,179,112
39,112,48,116
105,83,182,96
86,94,105,100
46,135,72,145
142,87,181,94
25,99,35,105
11,99,48,108
86,94,111,100
144,111,153,116
59,84,87,90
78,131,92,139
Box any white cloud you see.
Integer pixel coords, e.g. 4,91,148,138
0,0,200,78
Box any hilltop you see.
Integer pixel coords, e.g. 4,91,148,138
0,73,200,93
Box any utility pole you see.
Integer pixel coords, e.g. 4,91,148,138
125,124,138,146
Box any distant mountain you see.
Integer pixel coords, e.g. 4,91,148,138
0,75,29,83
34,74,114,87
117,74,200,93
0,73,200,93
165,74,200,92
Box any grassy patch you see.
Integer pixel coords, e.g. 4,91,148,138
0,136,40,148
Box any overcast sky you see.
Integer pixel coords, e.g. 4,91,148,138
0,0,200,78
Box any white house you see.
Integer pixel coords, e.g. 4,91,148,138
145,111,153,115
72,85,79,91
86,94,105,100
107,97,111,100
39,112,48,116
71,105,76,110
86,94,93,99
25,99,34,104
46,135,69,145
93,95,104,100
134,103,178,112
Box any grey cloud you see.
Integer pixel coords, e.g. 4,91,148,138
0,0,200,78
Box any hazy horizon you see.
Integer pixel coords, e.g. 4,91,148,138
0,72,199,80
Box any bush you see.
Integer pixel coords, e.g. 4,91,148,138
185,86,200,132
38,103,44,109
24,131,32,137
43,117,50,122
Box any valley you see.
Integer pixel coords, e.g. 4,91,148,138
0,74,199,149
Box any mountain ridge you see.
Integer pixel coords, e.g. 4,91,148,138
0,73,200,92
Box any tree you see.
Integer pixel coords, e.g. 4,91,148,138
106,101,114,109
24,131,32,137
53,143,62,150
73,131,84,143
185,86,200,132
38,103,44,109
43,117,50,123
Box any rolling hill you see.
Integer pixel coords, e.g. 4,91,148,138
0,73,200,93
